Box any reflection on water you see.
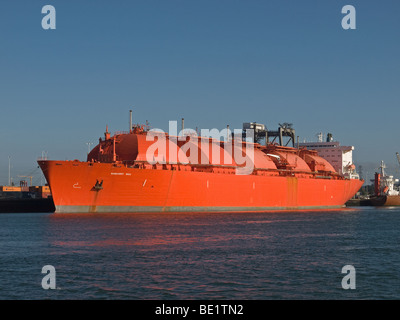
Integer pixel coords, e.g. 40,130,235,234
1,207,400,299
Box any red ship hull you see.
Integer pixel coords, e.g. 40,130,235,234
369,195,400,206
38,160,363,213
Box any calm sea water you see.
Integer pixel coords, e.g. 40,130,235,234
1,207,400,300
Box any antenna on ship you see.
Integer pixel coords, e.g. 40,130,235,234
129,109,133,132
104,125,110,140
181,118,184,136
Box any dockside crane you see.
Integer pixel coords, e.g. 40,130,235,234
17,175,33,186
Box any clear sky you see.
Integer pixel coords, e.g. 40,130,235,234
1,0,399,185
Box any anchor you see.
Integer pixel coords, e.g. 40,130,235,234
91,179,103,191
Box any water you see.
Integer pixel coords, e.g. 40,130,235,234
1,207,400,300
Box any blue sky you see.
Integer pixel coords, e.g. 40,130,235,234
1,0,399,185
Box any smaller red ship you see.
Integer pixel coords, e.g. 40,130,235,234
370,160,400,206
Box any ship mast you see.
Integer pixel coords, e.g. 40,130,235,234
380,160,386,177
129,109,133,133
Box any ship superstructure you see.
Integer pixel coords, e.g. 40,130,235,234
299,132,359,179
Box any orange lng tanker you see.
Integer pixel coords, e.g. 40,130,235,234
38,121,363,213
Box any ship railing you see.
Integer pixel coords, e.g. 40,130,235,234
129,160,343,179
114,131,130,135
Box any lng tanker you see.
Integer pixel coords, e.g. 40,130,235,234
38,117,363,213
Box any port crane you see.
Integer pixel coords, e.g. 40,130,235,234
17,175,33,186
